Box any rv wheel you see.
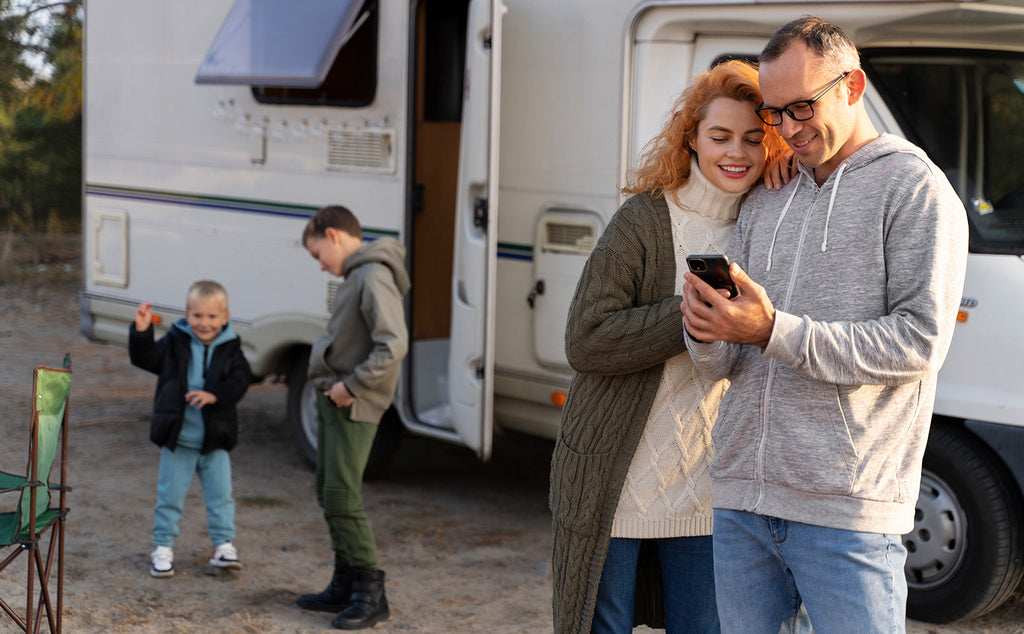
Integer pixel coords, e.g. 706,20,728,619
286,348,318,470
286,348,405,479
904,421,1024,623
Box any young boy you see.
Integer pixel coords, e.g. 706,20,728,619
129,280,251,578
296,205,410,630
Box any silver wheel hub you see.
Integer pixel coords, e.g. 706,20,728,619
904,469,967,590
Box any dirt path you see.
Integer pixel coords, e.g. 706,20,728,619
0,269,1022,633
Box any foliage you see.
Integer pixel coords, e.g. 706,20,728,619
0,0,82,234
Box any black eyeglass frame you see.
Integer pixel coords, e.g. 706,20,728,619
755,71,852,126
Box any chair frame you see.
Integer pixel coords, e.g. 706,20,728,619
0,361,71,634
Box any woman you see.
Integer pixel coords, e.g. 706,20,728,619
549,60,787,634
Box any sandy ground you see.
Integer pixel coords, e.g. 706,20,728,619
0,254,1023,633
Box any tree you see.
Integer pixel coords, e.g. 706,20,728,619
0,0,82,234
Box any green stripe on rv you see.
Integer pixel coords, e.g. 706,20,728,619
85,184,399,238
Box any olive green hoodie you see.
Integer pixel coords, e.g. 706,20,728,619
308,237,411,424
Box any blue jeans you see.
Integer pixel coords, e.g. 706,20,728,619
592,536,719,634
713,509,907,634
153,446,235,548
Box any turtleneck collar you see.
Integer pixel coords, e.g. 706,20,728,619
665,158,744,222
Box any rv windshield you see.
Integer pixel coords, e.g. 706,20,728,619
863,50,1024,255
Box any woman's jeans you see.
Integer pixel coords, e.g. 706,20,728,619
592,535,720,634
713,509,907,634
153,445,235,548
316,392,379,569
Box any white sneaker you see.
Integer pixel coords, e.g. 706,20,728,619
150,546,174,578
209,542,242,569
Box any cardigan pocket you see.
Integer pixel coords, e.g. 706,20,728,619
549,435,610,535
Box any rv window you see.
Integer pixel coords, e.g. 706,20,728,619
195,0,377,107
863,50,1024,255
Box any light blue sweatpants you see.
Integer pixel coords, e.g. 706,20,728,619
153,445,236,548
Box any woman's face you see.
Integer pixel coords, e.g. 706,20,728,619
692,97,768,194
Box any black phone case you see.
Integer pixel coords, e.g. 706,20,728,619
686,255,738,299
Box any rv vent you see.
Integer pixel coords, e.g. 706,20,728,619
542,219,597,255
326,128,395,174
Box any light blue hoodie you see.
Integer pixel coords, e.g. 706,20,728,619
173,319,239,450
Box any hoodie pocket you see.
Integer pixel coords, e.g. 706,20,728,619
763,372,858,496
708,388,761,484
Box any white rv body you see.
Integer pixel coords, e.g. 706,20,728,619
83,0,1024,622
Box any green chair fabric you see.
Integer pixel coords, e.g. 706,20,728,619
0,360,72,633
0,367,69,544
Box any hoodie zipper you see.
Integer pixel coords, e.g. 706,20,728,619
753,180,822,510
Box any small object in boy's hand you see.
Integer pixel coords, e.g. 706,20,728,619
151,313,162,325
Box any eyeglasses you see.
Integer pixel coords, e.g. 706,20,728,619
755,71,851,126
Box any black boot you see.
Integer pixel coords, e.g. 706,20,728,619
330,568,390,630
297,555,354,612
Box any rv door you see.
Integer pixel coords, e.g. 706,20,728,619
447,0,503,460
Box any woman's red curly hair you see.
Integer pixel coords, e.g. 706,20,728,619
623,59,787,198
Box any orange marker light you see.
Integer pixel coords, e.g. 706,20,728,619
956,311,967,323
151,313,163,325
551,392,567,407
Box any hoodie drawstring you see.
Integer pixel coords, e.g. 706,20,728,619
821,162,847,253
766,172,803,272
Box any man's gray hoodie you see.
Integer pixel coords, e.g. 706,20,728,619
687,134,968,534
308,236,411,424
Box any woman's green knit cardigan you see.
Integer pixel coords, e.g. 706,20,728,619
549,192,689,633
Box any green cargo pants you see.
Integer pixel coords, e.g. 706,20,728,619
315,392,379,569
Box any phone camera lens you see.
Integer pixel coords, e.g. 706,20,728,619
692,260,707,271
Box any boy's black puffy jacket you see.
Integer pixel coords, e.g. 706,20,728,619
129,323,251,453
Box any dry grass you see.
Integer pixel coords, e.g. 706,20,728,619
0,231,81,286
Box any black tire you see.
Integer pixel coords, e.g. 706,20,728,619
362,407,404,482
286,347,404,480
287,347,318,470
904,421,1024,623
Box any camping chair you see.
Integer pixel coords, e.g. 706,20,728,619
0,356,71,633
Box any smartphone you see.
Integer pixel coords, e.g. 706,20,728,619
686,254,738,299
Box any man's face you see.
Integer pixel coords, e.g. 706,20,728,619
758,42,855,174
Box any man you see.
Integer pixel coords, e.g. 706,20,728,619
681,16,968,632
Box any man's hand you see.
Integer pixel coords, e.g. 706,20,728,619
681,262,776,348
185,390,218,409
325,381,355,408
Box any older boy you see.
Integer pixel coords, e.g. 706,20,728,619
296,205,410,630
129,280,251,578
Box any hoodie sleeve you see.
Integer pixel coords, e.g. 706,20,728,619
763,161,968,386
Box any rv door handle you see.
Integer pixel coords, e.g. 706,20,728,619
527,280,545,308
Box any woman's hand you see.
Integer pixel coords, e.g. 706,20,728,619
763,151,797,190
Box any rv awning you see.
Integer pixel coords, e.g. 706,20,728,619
195,0,367,88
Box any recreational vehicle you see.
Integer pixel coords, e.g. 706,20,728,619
82,0,1024,622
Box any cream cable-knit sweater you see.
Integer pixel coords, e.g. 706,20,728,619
611,163,742,538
